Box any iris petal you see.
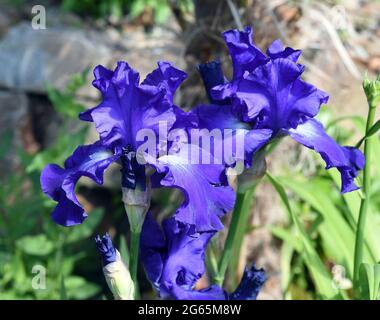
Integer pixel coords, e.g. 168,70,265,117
223,26,266,79
79,61,184,150
146,144,236,232
141,214,266,300
288,119,365,193
40,142,120,226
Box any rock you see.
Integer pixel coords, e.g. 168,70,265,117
0,90,29,176
0,22,111,98
0,22,184,99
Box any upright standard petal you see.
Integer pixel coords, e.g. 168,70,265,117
288,119,365,193
266,39,302,62
146,144,236,232
40,142,120,226
142,61,187,104
210,27,266,103
223,26,266,79
197,61,227,105
235,58,328,132
79,61,184,150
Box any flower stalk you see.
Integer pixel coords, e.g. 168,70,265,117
353,75,380,293
122,184,150,291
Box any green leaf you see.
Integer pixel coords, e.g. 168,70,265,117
66,209,104,244
325,115,366,132
281,241,295,299
270,226,301,251
359,263,380,300
277,176,363,277
266,172,338,299
47,86,85,118
27,126,87,173
16,235,54,256
356,119,380,148
64,276,100,299
327,167,380,262
130,0,146,17
154,4,171,24
60,276,67,300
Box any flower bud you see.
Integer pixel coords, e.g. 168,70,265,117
95,234,135,300
363,74,380,108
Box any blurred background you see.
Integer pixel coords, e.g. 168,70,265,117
0,0,380,300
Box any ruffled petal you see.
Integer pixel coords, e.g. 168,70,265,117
266,39,302,62
141,214,215,299
146,144,236,232
79,61,179,150
141,215,266,300
223,26,266,79
142,61,187,104
235,58,328,132
288,119,365,193
40,142,120,226
160,218,215,295
190,104,272,166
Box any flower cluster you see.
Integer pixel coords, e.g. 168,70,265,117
40,26,364,300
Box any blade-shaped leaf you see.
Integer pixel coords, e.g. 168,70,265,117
266,172,338,299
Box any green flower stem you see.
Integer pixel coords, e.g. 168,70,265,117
353,101,377,293
216,187,255,286
129,227,141,291
206,240,220,284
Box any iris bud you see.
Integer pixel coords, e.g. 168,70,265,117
363,74,380,109
95,234,135,300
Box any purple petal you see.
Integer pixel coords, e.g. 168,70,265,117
141,214,216,299
79,61,179,150
267,39,302,62
235,58,328,132
146,144,236,232
288,119,365,193
141,214,267,300
223,26,266,79
171,285,227,300
142,61,187,104
40,142,120,226
190,104,272,166
140,212,166,289
229,264,266,300
197,61,227,104
161,218,215,293
95,233,117,266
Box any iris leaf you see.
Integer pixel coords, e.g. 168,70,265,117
266,172,338,299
